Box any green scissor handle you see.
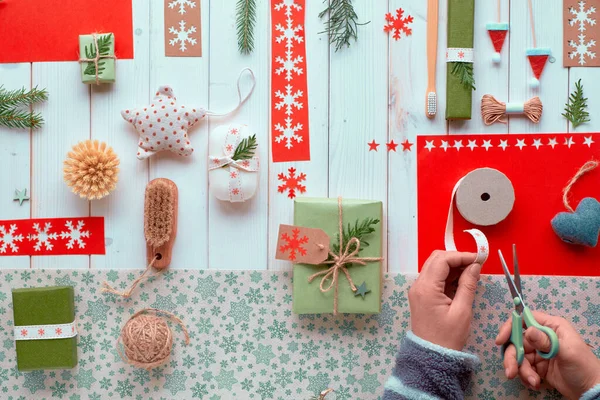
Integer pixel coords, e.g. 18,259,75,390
522,306,560,360
503,310,525,365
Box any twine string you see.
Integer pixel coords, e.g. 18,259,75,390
528,0,537,48
497,0,501,23
481,94,542,125
319,389,335,399
101,256,162,298
78,33,117,85
307,197,382,315
562,160,598,212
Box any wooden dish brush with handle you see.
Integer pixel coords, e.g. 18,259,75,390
101,178,178,298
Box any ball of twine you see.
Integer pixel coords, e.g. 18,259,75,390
63,140,120,200
118,308,189,370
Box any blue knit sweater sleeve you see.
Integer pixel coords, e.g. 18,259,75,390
383,332,480,400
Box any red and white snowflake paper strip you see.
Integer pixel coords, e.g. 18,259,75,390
384,8,414,41
0,217,105,256
277,167,307,199
271,0,310,162
14,321,78,341
275,224,330,264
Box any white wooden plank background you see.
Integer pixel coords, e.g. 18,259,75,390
0,0,595,273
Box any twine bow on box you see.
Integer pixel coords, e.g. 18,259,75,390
78,33,117,85
307,197,382,316
208,129,259,202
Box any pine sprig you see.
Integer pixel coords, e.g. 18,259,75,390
450,62,476,91
0,86,48,109
232,134,258,161
236,0,256,55
83,34,113,76
0,108,44,129
562,79,590,128
318,0,370,52
331,218,380,256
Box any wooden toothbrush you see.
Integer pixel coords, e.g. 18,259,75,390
426,0,438,118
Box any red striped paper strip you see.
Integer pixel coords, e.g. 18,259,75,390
271,0,310,162
0,217,105,256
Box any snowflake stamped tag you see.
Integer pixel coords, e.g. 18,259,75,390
164,0,202,57
275,225,330,265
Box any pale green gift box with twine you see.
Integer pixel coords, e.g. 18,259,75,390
292,197,383,315
78,33,116,85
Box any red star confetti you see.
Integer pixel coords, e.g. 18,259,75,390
401,139,413,151
368,140,380,151
279,228,309,261
384,8,414,41
277,167,307,199
386,140,399,152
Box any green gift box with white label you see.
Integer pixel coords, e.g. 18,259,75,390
12,286,78,371
292,198,383,315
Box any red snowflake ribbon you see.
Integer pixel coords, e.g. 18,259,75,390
0,217,105,256
271,0,310,162
14,321,78,341
278,167,307,199
384,8,414,40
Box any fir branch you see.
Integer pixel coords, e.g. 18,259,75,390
0,108,44,129
232,134,258,161
318,0,370,52
236,0,256,55
83,34,112,76
330,217,380,256
450,62,476,91
562,79,590,128
0,86,48,109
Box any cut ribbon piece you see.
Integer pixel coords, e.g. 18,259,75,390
446,48,474,63
14,321,77,341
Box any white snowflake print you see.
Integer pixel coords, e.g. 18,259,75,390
169,20,198,52
274,118,303,149
570,0,596,32
28,223,58,251
0,224,23,253
275,50,304,81
60,220,90,250
273,0,303,17
274,84,303,115
168,0,196,15
569,33,597,65
275,18,304,51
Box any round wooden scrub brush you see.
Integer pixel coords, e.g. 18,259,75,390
145,178,178,269
63,140,120,200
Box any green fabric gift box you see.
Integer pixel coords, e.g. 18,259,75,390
292,198,382,314
79,33,116,84
12,286,78,371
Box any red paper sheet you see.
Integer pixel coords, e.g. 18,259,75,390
0,0,133,63
417,133,600,276
0,217,105,256
271,0,310,162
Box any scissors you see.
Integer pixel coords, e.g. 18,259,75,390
498,244,560,365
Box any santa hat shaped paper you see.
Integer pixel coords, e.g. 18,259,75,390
486,23,509,63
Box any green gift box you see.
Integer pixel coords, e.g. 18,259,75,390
12,286,78,371
79,33,116,84
292,198,382,314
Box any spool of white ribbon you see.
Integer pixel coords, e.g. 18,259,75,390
444,168,515,264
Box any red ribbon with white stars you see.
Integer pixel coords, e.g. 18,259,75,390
14,321,77,341
208,127,259,203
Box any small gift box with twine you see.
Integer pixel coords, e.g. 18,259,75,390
291,197,383,315
78,33,116,84
12,286,78,371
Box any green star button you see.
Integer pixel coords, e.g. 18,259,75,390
13,188,30,206
354,281,370,299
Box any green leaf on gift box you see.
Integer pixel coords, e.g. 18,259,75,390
232,134,258,161
450,62,475,91
331,217,380,257
83,34,113,77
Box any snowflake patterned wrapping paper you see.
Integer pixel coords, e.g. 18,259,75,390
0,270,597,398
446,0,475,120
292,198,382,314
78,33,116,84
12,286,77,371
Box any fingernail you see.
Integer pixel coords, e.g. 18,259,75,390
528,376,536,388
505,368,509,377
470,263,482,279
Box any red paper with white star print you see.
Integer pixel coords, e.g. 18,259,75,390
271,0,310,162
275,225,330,264
418,133,600,276
0,217,105,256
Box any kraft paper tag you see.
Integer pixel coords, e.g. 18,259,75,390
275,225,330,264
164,0,202,57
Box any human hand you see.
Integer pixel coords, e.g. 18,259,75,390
408,250,481,351
496,311,600,399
